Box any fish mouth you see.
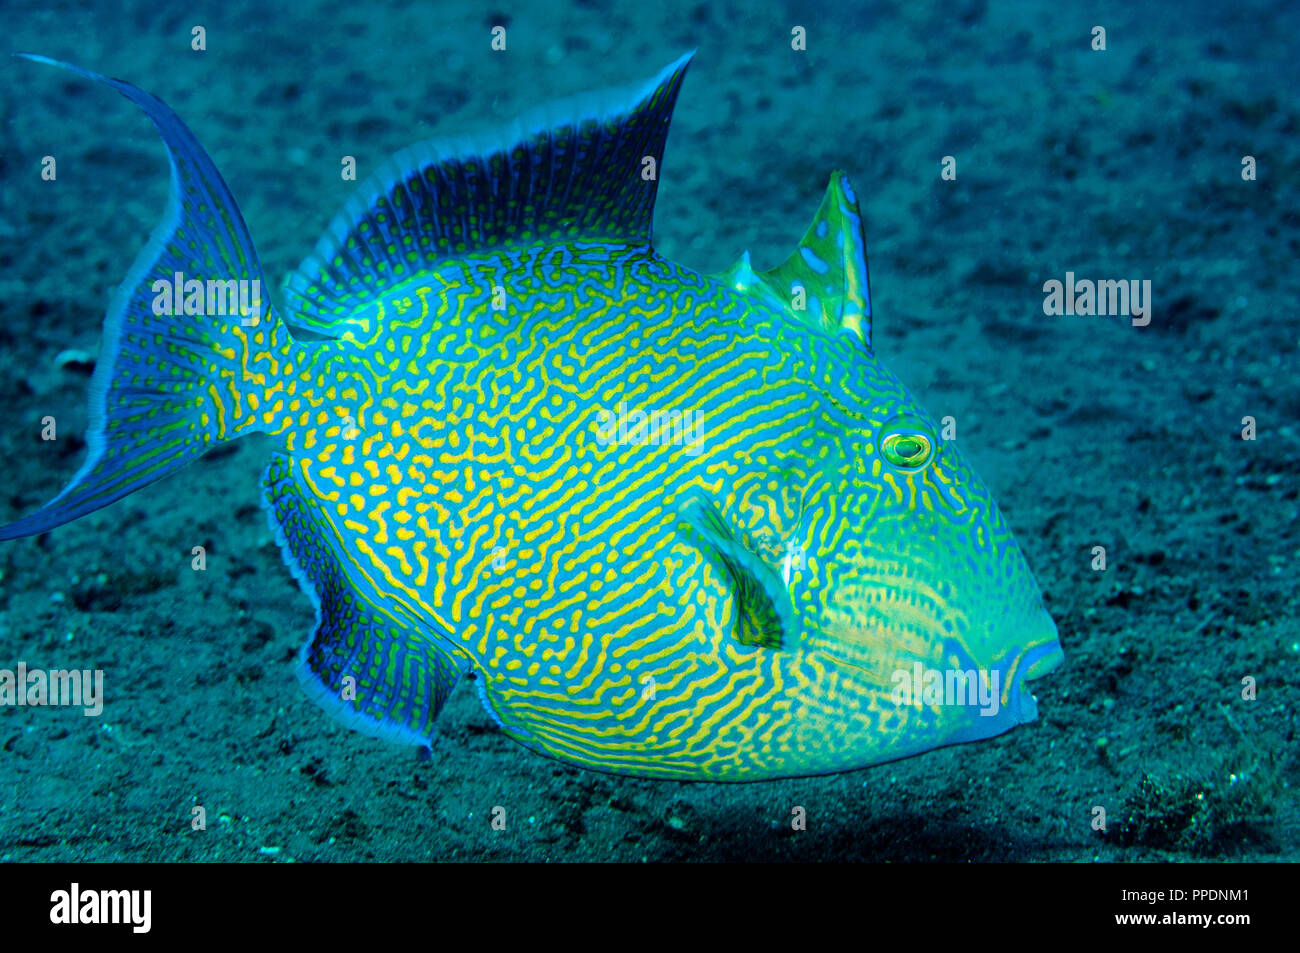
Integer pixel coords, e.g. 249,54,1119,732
1010,609,1064,722
1021,623,1065,681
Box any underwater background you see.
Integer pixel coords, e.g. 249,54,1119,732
0,0,1295,861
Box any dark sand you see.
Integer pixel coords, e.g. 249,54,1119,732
0,0,1295,861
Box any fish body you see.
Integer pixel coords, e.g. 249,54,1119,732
3,53,1062,780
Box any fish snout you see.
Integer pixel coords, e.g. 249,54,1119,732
1007,607,1064,722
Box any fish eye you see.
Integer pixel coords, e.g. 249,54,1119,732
879,417,936,470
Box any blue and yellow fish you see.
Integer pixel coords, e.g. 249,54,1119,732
2,53,1062,780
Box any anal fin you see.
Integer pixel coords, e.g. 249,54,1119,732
262,452,468,747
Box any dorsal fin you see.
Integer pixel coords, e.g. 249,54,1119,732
721,171,873,350
285,52,693,336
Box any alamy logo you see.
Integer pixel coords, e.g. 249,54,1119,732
595,402,704,456
0,662,103,716
891,663,1002,717
1042,271,1151,326
151,270,262,325
50,883,151,933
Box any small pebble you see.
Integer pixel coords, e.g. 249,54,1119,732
54,349,96,374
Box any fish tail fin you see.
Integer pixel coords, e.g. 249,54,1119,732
1,55,295,540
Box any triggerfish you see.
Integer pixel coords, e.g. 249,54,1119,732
2,53,1063,780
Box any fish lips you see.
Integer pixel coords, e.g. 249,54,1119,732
1009,610,1065,723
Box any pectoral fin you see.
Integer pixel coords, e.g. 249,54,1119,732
682,499,793,650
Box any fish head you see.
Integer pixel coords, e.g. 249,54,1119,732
804,362,1064,741
702,355,1063,772
703,170,1063,770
